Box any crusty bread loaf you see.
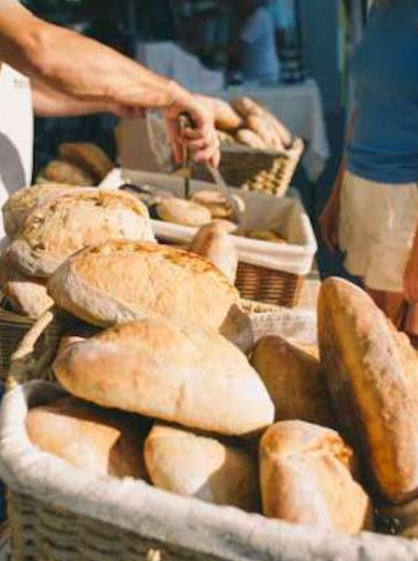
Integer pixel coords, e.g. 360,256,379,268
8,189,154,278
0,250,53,318
144,424,258,510
318,277,418,504
58,142,114,181
260,420,372,533
48,241,240,331
2,183,76,240
235,129,266,150
189,223,238,284
156,198,212,227
27,395,147,478
41,160,95,186
191,191,234,220
53,318,274,435
209,219,238,234
252,336,334,426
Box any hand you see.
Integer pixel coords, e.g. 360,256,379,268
404,244,418,303
319,194,340,253
163,87,220,168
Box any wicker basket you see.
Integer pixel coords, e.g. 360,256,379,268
0,296,34,380
1,380,418,561
195,138,304,197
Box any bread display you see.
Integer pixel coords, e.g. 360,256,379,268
260,421,371,533
144,424,258,510
41,160,95,186
58,142,114,181
318,277,418,504
189,223,238,284
53,318,274,435
0,250,53,318
8,189,154,278
156,198,212,227
2,183,76,240
48,240,240,331
27,395,146,478
252,336,334,426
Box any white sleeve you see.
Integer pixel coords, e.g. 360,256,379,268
240,10,266,44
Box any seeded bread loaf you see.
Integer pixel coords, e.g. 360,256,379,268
8,189,154,278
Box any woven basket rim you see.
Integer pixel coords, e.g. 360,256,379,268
1,381,418,561
220,137,304,158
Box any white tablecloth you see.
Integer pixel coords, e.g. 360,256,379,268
213,79,330,182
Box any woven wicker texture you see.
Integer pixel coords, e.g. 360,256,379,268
2,382,418,561
195,139,304,197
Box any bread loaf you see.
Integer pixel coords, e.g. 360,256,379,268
2,183,75,240
48,241,240,331
156,198,211,227
53,318,274,435
260,420,372,533
189,223,238,284
252,336,334,426
318,277,418,504
58,142,114,181
0,250,53,318
41,160,95,186
8,189,154,278
191,190,234,220
231,97,265,119
144,424,258,510
198,96,243,132
27,395,147,478
235,129,266,150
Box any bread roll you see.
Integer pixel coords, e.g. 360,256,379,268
260,421,372,533
198,96,243,132
156,198,212,227
53,318,274,435
0,250,53,318
252,336,334,426
144,424,258,510
209,219,238,234
217,130,236,146
318,277,418,504
58,142,114,181
191,190,234,220
189,223,238,284
48,240,240,331
231,97,265,119
8,189,154,278
2,183,75,240
41,160,95,186
235,129,266,150
27,396,147,478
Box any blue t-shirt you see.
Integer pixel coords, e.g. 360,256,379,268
347,0,418,184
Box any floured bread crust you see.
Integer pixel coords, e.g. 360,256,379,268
48,240,240,331
53,318,275,435
8,189,154,277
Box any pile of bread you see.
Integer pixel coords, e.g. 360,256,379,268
38,142,114,186
3,180,418,537
200,96,293,152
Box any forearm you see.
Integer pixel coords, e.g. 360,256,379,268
0,2,180,110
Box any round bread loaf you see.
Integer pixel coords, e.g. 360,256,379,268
144,424,258,510
27,395,147,478
53,318,275,435
318,277,418,504
41,160,95,186
156,198,211,227
8,189,154,278
2,183,76,240
252,335,334,426
189,222,238,283
58,142,114,181
0,250,53,318
260,420,372,533
48,240,240,331
191,190,234,220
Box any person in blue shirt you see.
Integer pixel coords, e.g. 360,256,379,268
320,0,418,335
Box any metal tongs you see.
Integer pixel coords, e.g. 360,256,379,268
179,114,243,226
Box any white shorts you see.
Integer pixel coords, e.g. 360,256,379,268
338,171,418,293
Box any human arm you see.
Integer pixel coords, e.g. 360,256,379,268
0,1,219,165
